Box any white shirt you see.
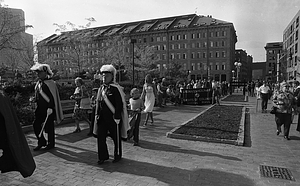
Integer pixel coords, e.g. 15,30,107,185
258,85,270,94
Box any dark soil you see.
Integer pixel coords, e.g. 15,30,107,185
222,95,245,102
173,105,243,140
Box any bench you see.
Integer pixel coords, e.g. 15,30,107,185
61,100,75,119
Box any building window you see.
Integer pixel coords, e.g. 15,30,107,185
183,63,187,70
210,41,213,47
203,52,206,58
203,32,206,38
150,37,154,42
197,63,201,70
177,44,180,49
183,53,186,59
162,45,167,50
157,37,161,42
221,40,225,46
183,34,187,40
177,53,181,59
183,43,187,49
210,32,214,37
171,44,174,50
192,43,195,48
191,33,195,39
196,42,200,48
170,53,175,59
197,33,201,38
171,35,175,40
191,52,195,59
221,64,226,70
215,64,219,70
222,51,226,57
197,52,201,58
216,51,220,58
162,54,166,60
157,45,161,50
209,52,213,58
143,38,147,43
191,63,195,70
162,36,166,41
203,42,207,47
215,41,219,47
177,34,181,40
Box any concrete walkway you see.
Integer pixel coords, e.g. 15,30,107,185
1,93,300,186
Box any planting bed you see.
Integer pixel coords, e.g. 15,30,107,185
170,105,244,141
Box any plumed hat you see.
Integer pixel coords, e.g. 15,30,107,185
30,63,53,77
100,64,116,83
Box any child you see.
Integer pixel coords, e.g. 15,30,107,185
87,88,98,136
128,88,144,146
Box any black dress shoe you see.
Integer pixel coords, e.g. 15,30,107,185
284,136,290,140
44,145,55,150
97,159,108,165
33,144,45,151
112,157,122,163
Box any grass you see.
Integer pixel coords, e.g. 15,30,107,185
173,105,243,140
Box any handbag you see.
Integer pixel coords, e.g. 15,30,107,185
79,86,91,109
80,97,91,109
270,106,277,114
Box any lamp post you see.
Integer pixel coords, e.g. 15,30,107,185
234,62,242,82
131,39,137,86
231,70,235,81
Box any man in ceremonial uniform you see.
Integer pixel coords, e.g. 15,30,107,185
30,63,63,151
94,64,129,164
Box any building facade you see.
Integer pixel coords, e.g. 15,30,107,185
283,10,300,81
0,7,33,73
252,62,266,81
264,42,283,82
38,14,237,82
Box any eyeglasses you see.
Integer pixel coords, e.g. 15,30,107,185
100,71,112,75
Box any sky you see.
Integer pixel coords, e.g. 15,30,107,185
2,0,300,62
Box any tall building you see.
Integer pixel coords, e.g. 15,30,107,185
264,42,283,82
38,14,237,82
0,7,33,73
283,10,300,81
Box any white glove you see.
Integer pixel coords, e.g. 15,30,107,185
114,119,120,124
47,108,53,115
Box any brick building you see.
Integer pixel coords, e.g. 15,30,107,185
37,14,237,82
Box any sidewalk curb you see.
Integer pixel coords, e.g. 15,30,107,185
166,104,246,146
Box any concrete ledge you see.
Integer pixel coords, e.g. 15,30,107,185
166,105,246,146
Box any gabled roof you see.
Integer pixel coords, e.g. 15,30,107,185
40,14,234,45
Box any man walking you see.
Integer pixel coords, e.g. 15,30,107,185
258,81,270,113
94,64,129,165
30,63,63,151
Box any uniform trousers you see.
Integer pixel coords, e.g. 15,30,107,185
97,118,122,161
33,112,55,147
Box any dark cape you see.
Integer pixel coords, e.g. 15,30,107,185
0,92,36,178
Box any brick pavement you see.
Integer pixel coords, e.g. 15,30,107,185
1,93,300,186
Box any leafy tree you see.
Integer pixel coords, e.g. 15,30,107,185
168,60,188,81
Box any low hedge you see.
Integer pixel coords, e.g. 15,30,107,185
3,80,135,126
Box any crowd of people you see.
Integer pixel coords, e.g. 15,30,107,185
5,60,300,178
255,79,300,140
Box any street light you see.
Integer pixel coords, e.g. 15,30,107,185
234,62,242,82
231,70,235,81
131,39,137,86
